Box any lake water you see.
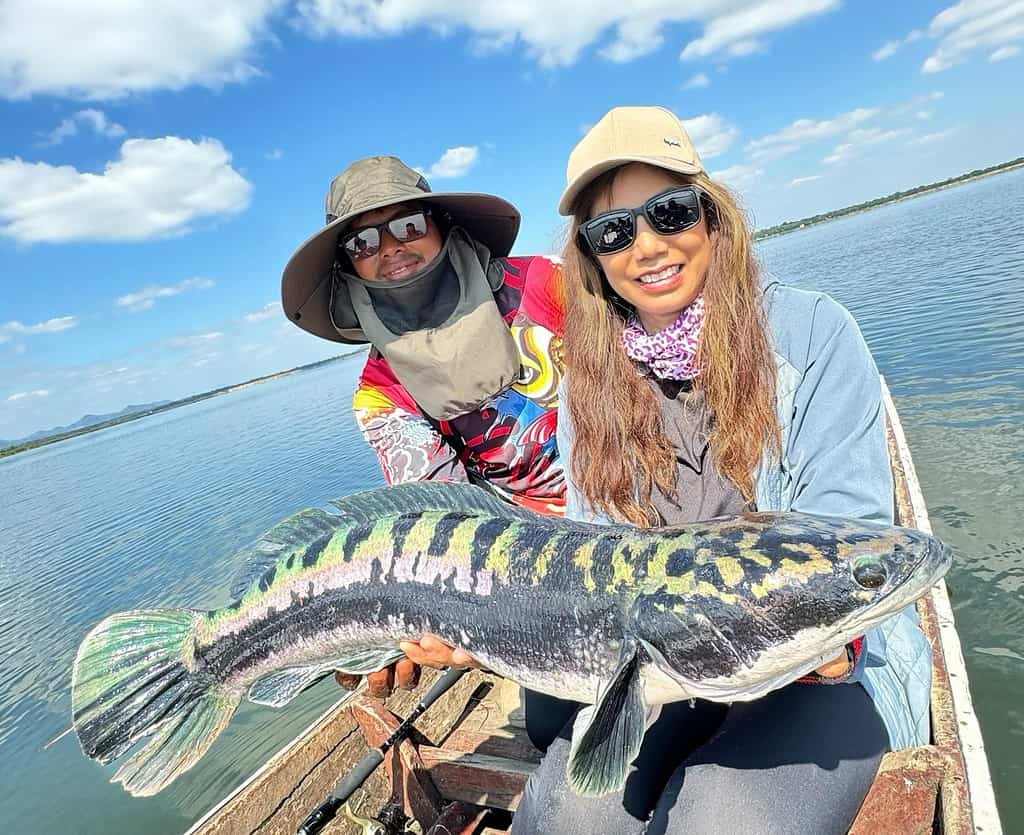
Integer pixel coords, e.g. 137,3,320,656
2,168,1022,832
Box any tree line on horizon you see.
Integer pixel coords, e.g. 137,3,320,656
754,156,1024,240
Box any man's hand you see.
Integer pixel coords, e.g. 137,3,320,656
334,635,482,699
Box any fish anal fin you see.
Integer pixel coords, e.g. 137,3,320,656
567,638,649,796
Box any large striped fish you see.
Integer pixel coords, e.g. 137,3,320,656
72,483,949,798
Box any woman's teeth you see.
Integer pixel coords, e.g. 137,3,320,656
638,265,682,285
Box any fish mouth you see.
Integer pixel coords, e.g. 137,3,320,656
885,536,952,603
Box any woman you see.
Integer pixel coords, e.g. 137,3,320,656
510,107,932,834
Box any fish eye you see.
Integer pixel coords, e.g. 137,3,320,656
852,556,888,590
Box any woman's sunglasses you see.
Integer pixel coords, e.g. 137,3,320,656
579,186,704,256
340,208,432,260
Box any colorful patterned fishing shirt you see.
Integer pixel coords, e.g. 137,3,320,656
352,256,565,516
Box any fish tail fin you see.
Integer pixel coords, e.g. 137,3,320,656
71,608,237,796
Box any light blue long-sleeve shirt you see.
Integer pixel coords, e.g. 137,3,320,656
557,280,931,750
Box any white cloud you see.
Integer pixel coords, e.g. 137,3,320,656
116,277,215,312
170,331,223,349
7,389,50,402
417,146,479,179
296,0,840,68
0,137,251,244
872,40,900,61
711,163,762,189
0,0,286,100
990,44,1021,61
909,128,959,145
746,107,878,160
823,127,911,165
684,72,710,89
683,113,738,159
679,0,840,61
0,316,79,343
38,109,126,146
265,148,284,160
921,0,1024,74
243,302,281,323
871,28,923,61
789,175,821,187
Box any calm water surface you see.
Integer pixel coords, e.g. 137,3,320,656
2,169,1022,832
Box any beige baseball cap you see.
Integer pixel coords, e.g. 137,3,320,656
558,106,704,216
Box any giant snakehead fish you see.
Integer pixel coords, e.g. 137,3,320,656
71,482,950,798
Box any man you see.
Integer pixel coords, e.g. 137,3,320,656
281,156,565,698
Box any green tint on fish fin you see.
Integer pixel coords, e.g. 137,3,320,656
247,647,406,707
71,608,239,797
567,638,649,796
329,482,536,522
229,507,344,600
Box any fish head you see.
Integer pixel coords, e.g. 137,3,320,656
634,513,951,703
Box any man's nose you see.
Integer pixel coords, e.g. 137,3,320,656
378,227,406,258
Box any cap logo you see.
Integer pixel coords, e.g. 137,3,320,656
664,136,682,147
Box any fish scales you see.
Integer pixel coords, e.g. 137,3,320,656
71,482,950,799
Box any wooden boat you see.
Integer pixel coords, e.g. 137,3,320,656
187,379,1002,835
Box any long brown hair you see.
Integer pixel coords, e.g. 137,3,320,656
563,166,780,526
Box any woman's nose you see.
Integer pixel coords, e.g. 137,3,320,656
632,219,667,259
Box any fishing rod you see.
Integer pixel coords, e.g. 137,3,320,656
296,666,467,835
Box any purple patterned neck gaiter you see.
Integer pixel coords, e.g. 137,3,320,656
621,293,705,380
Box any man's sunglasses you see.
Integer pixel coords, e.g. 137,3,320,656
340,208,432,261
579,187,704,256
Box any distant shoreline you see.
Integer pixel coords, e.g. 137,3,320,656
754,156,1024,240
0,349,367,460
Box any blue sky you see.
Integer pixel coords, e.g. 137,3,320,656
1,0,1022,440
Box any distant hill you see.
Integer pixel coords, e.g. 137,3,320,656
0,401,172,447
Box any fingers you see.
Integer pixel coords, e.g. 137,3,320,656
336,635,480,700
400,639,445,669
366,666,394,699
400,634,482,670
815,650,851,679
394,657,421,691
334,671,362,690
449,647,483,668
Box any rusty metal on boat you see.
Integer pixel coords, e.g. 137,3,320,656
186,379,1001,835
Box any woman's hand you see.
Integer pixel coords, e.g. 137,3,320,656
814,649,851,679
334,635,482,699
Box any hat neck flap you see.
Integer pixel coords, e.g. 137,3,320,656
339,228,518,420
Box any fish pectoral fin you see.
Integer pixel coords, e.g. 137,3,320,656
248,648,405,707
329,646,407,676
248,664,332,707
566,638,649,797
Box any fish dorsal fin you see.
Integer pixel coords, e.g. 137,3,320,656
328,482,537,523
229,507,344,600
567,637,649,796
247,647,406,707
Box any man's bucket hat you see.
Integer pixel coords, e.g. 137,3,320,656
282,155,521,344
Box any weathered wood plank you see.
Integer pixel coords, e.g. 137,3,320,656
418,747,536,811
850,747,948,835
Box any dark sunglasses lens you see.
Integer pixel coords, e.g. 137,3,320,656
587,213,635,254
648,190,701,233
343,228,380,260
387,211,429,242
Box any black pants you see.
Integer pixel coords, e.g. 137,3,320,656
515,682,888,835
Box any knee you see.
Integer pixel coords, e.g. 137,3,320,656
512,759,645,835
